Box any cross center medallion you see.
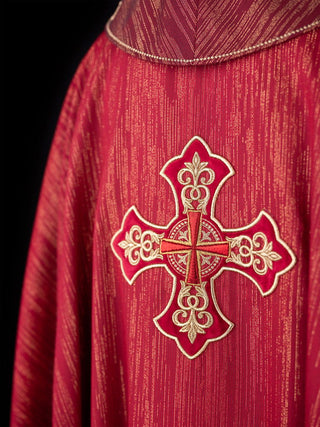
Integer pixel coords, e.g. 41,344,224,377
111,136,296,358
161,210,230,284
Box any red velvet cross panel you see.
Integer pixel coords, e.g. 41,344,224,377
112,136,296,358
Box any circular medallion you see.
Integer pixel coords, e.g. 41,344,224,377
166,217,224,280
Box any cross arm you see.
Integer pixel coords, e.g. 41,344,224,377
111,206,167,284
222,211,296,296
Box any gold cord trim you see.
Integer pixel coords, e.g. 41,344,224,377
105,3,320,65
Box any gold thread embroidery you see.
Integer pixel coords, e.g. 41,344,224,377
226,232,282,275
172,281,213,344
177,152,215,214
111,136,297,358
119,225,164,265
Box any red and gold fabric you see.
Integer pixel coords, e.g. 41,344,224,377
11,1,320,426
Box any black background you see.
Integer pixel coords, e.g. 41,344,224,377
4,0,119,422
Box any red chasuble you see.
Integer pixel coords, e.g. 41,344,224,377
11,1,320,426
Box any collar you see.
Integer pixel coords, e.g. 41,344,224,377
106,0,320,65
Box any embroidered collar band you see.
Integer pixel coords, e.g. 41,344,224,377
106,0,320,65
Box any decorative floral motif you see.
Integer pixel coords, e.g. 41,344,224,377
111,136,296,358
119,225,164,265
172,281,213,344
177,152,215,214
226,232,282,275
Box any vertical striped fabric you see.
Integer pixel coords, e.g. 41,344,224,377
107,0,320,64
11,6,320,427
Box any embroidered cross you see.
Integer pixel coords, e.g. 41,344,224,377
111,136,296,358
161,210,230,284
